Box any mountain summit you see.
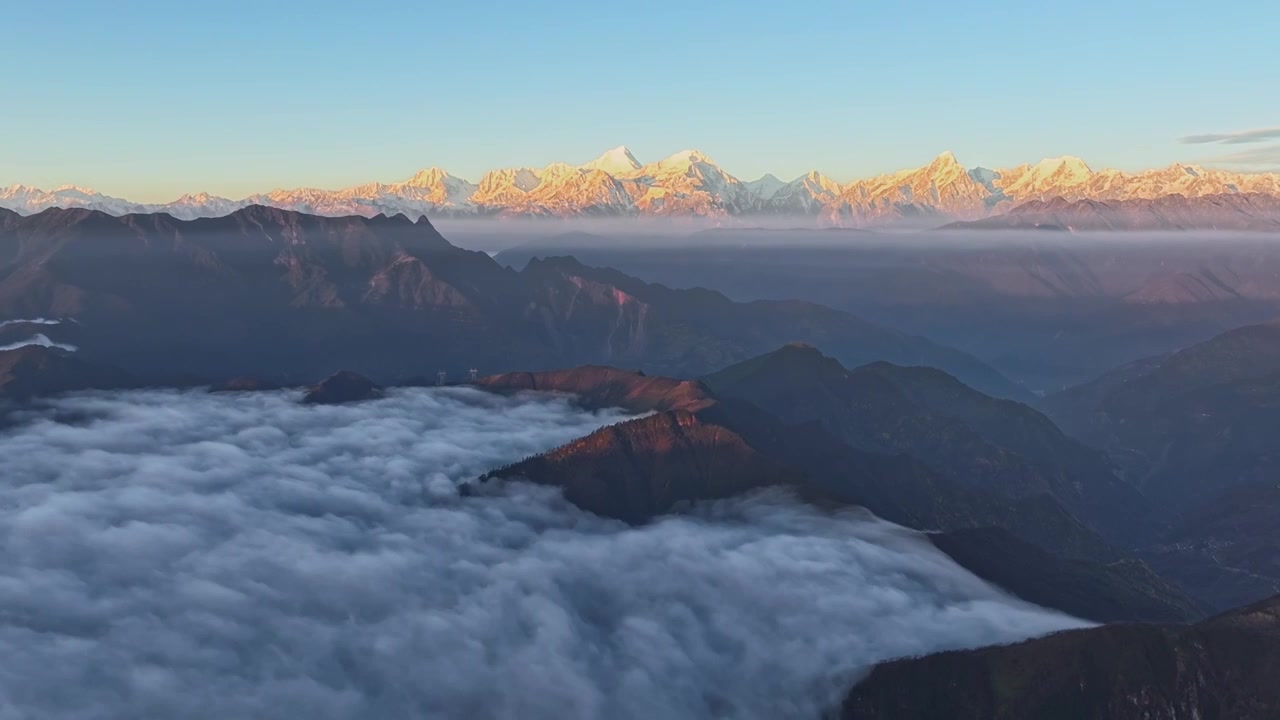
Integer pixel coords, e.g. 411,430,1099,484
5,147,1279,226
580,145,642,175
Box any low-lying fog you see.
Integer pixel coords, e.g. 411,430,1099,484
434,217,1280,254
0,387,1087,719
451,225,1280,393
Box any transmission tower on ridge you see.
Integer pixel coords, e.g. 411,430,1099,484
436,370,447,386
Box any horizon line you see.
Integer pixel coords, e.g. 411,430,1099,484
4,147,1277,206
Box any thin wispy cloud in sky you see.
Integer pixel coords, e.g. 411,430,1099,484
1207,145,1280,167
1180,126,1280,171
0,318,62,328
1180,127,1280,145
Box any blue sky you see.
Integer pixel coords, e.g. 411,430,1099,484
4,0,1278,201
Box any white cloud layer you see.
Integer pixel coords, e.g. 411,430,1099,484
0,318,62,328
0,387,1087,720
0,332,78,353
1180,126,1280,144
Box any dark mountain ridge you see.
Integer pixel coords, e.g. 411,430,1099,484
0,205,1022,397
1043,320,1280,507
492,236,1280,394
476,356,1199,624
843,594,1280,720
0,344,135,401
1042,319,1280,610
702,344,1149,545
301,370,383,404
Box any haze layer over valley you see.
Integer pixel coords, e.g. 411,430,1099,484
495,229,1280,391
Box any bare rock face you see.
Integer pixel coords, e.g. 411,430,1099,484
301,370,383,405
475,365,715,413
482,409,796,524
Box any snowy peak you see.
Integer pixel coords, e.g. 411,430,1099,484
923,151,972,185
745,174,787,201
162,193,248,220
797,171,839,191
174,192,219,203
1043,155,1092,175
581,146,641,175
395,167,477,208
5,146,1280,225
928,151,963,170
403,167,452,187
0,184,142,216
637,150,733,188
824,151,994,225
471,167,541,206
993,156,1095,201
525,167,636,215
537,162,579,182
52,185,100,196
756,171,842,214
647,149,715,172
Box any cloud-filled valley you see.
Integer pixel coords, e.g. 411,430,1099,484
0,387,1088,719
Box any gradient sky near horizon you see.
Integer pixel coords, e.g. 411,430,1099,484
4,0,1279,202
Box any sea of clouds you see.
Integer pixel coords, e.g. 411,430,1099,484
0,386,1088,720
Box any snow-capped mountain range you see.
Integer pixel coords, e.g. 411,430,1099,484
4,147,1279,226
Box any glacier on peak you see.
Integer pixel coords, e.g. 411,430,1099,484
6,147,1280,225
581,146,642,175
745,174,787,201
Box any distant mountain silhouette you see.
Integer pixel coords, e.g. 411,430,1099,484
1044,320,1280,509
703,344,1148,545
0,206,1022,397
945,193,1280,232
302,370,383,404
1042,319,1280,610
491,234,1280,397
